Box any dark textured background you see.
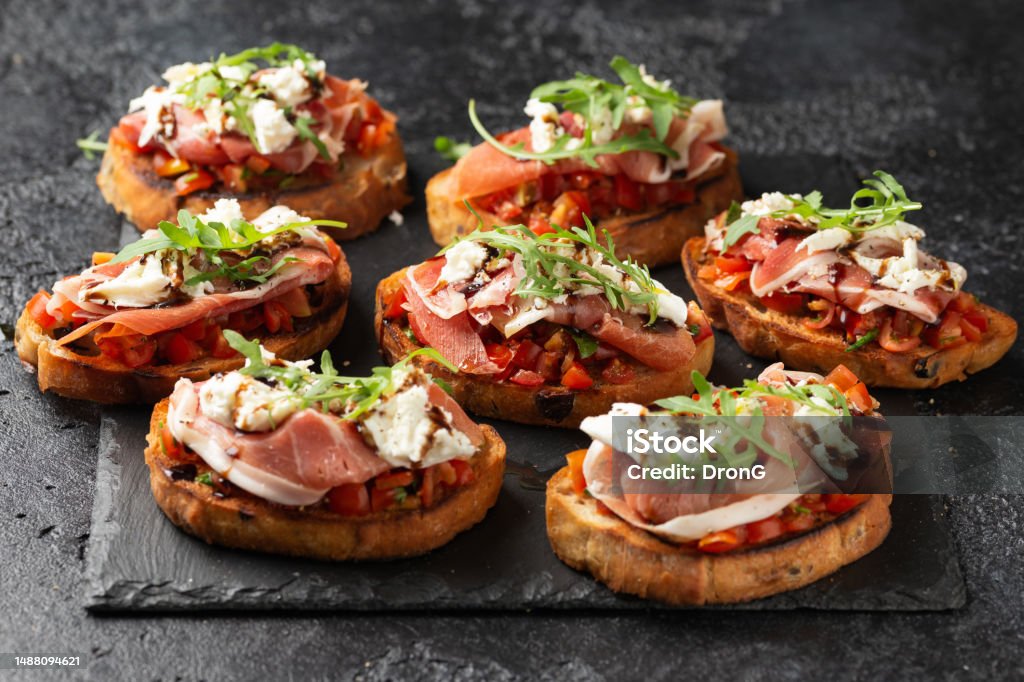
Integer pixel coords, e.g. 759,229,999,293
1,0,1022,679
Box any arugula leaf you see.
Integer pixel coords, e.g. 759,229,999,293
294,115,330,160
434,136,472,164
76,130,108,160
844,328,879,352
722,212,762,248
469,56,697,166
571,331,599,359
195,472,215,486
443,215,661,323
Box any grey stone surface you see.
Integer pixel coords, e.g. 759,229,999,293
1,0,1022,679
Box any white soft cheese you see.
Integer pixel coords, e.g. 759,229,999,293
360,367,475,469
863,220,925,243
162,61,213,86
741,192,797,217
250,98,297,154
201,198,246,226
128,86,184,147
252,205,308,231
525,97,564,153
198,372,301,433
388,210,404,226
638,64,672,91
439,240,488,283
796,227,853,254
80,254,174,307
218,65,249,83
259,66,312,107
589,105,615,145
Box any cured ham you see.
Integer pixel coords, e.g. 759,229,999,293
749,238,841,297
402,277,499,375
588,314,695,372
56,246,334,346
450,100,728,200
406,258,469,320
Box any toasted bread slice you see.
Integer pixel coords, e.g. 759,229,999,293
425,147,743,267
97,131,411,239
374,267,715,428
546,467,892,605
682,238,1017,389
14,252,351,404
145,400,506,560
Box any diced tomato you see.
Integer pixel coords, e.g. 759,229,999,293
370,486,399,512
783,513,816,533
227,308,263,333
595,500,616,517
570,172,599,189
511,339,543,370
91,251,115,266
824,494,868,515
760,292,804,314
27,291,56,330
206,325,238,359
566,449,588,494
435,461,458,486
715,271,750,291
535,351,562,382
698,264,718,281
697,529,742,554
449,459,475,486
276,288,313,318
510,369,546,387
714,256,751,273
419,466,436,509
824,364,860,393
217,163,248,192
745,516,785,545
600,357,635,385
375,470,415,490
668,181,695,205
844,382,873,413
384,287,408,320
160,423,183,460
538,173,563,201
961,309,988,333
328,483,371,516
111,123,145,154
262,301,293,334
878,316,922,353
323,235,342,263
613,173,644,212
922,311,966,349
528,212,556,236
561,362,594,390
180,318,207,342
245,155,273,174
163,333,201,365
550,190,591,228
494,200,523,223
173,168,215,196
155,155,191,178
800,494,827,513
959,317,984,342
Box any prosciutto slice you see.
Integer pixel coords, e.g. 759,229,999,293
403,278,499,375
749,238,841,298
56,246,334,346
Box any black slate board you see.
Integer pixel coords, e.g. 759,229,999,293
85,405,965,612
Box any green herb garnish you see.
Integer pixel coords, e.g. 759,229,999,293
723,171,923,247
571,331,599,359
225,331,457,420
76,130,108,160
108,208,345,287
195,472,214,486
443,214,662,323
844,329,879,352
294,115,331,161
434,136,472,164
468,56,696,167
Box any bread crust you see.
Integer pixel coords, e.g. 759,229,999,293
14,252,352,404
545,467,893,605
97,129,410,240
682,238,1018,388
145,400,506,560
425,147,743,267
374,267,715,428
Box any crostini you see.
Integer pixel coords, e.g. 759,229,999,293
546,362,893,605
682,172,1017,388
98,42,409,238
375,219,715,427
16,200,350,403
427,56,742,266
147,335,505,560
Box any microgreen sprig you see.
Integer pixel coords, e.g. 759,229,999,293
468,56,697,166
443,214,662,323
723,171,923,247
76,130,108,160
434,136,472,164
108,208,346,287
225,331,456,420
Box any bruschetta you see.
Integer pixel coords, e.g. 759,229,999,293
15,199,350,403
682,172,1017,388
97,43,410,238
146,336,505,560
375,219,715,427
427,56,742,266
546,362,893,605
